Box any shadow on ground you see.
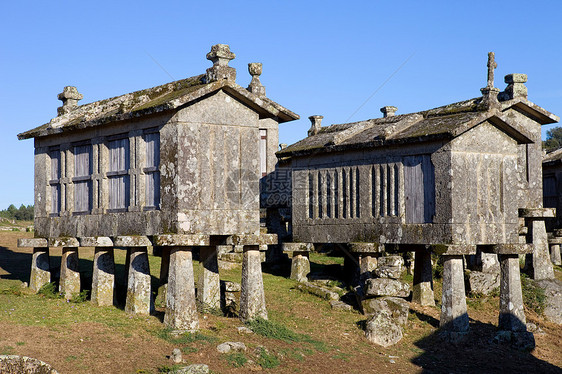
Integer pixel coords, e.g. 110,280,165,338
411,311,561,373
0,246,31,283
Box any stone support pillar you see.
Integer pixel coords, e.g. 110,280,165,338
91,248,115,306
358,254,377,281
291,252,311,283
198,246,221,310
125,247,152,315
412,250,435,306
164,247,199,331
498,254,526,331
59,247,80,300
30,247,50,292
550,244,561,266
529,220,555,280
439,255,469,333
240,245,267,321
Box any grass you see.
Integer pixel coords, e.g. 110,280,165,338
225,352,247,367
521,273,547,315
256,347,281,369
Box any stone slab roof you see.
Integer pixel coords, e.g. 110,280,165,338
278,96,558,158
543,147,562,165
18,74,299,140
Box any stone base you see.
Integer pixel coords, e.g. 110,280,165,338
290,252,310,282
165,247,199,331
91,248,115,306
59,247,80,300
29,247,50,293
551,244,561,266
198,246,221,311
125,248,152,315
240,246,267,321
412,250,435,306
440,255,469,332
493,331,535,351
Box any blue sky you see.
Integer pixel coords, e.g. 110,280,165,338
1,0,561,209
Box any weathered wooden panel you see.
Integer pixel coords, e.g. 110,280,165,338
404,155,434,223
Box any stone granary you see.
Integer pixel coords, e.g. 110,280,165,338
542,149,562,266
276,53,559,338
17,44,299,330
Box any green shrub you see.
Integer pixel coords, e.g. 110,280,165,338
70,290,89,303
225,352,247,367
256,347,280,369
37,282,61,299
521,274,546,315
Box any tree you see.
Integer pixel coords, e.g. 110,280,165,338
543,126,562,152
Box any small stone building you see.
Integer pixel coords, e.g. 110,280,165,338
277,54,558,336
17,44,298,329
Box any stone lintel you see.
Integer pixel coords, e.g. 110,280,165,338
153,234,210,247
548,238,562,245
519,226,528,236
492,244,533,255
431,244,476,255
17,238,48,247
282,242,313,253
80,236,113,247
49,237,80,247
114,236,152,247
349,242,384,253
225,234,277,246
519,208,555,219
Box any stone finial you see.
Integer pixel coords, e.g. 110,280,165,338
205,44,236,83
247,62,266,97
479,52,500,109
486,52,497,89
380,106,398,118
57,86,83,116
308,115,323,137
503,73,528,100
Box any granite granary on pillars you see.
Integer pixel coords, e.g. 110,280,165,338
276,53,558,343
17,44,299,330
542,149,562,266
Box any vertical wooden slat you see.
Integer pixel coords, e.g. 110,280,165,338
380,164,387,217
326,171,332,218
337,168,342,219
342,169,348,219
374,165,380,217
389,163,395,216
354,167,361,218
308,172,314,219
348,168,355,218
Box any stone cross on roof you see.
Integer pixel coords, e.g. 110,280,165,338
205,44,237,83
486,51,497,89
57,86,83,116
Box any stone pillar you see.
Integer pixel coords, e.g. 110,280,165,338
290,252,311,283
91,248,115,306
164,247,198,331
412,250,435,306
498,254,526,331
240,245,267,321
198,246,221,311
529,220,554,280
30,247,50,292
59,247,80,300
439,255,469,333
358,254,377,281
125,248,152,315
550,244,561,266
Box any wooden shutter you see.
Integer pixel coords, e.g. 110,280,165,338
404,155,434,223
145,132,160,208
108,138,129,210
74,145,91,212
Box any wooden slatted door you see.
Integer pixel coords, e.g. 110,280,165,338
108,138,130,210
74,145,92,213
404,155,435,223
144,132,160,208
